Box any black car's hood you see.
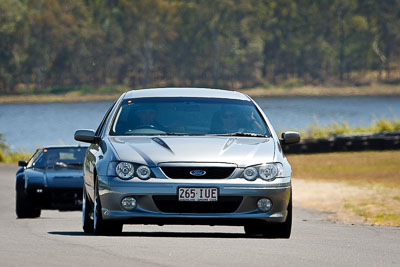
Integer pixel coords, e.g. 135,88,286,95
24,168,83,188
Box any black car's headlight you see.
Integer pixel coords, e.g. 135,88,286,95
243,163,283,181
108,161,152,180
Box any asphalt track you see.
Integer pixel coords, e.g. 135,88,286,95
1,164,399,266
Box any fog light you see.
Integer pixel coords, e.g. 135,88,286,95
121,197,137,211
257,198,272,212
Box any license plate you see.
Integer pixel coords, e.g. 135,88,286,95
178,187,218,202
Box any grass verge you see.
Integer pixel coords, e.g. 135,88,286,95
243,84,400,97
298,117,400,138
1,84,400,104
288,151,400,226
0,91,122,104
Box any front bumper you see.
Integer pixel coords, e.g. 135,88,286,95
26,187,83,210
97,175,291,225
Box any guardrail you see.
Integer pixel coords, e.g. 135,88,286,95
282,132,400,154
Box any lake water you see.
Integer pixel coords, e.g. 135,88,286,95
1,96,399,151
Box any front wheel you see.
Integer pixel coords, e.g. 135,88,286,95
82,187,94,233
93,179,123,235
244,192,292,239
16,190,41,218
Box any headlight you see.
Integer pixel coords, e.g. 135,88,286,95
243,163,283,181
243,167,257,181
108,161,153,180
116,162,135,179
259,164,281,181
136,165,151,180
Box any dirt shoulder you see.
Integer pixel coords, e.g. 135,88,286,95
292,179,400,226
289,151,400,227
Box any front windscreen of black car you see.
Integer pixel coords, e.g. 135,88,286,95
30,147,87,169
109,97,271,136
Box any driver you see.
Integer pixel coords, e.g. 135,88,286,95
131,105,167,131
210,108,241,134
46,152,59,166
134,107,158,126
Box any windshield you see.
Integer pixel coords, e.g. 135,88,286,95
110,97,270,136
30,147,87,169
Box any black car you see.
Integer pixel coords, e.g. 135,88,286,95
16,146,87,218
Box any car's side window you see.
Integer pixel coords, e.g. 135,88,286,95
95,102,116,137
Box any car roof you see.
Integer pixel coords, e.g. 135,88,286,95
124,88,251,101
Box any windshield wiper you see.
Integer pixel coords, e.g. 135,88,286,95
66,163,82,166
66,163,83,168
159,133,200,136
214,132,267,137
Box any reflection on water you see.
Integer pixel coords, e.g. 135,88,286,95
0,96,399,151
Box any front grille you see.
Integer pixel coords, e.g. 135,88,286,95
51,189,82,203
161,167,235,179
152,195,242,213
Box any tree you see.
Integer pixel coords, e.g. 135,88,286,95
0,0,29,92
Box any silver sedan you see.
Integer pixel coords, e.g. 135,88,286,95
74,88,300,237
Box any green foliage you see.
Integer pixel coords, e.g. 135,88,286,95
0,134,9,162
0,0,399,93
12,85,127,95
299,117,400,138
3,150,31,163
0,133,10,156
281,78,304,89
0,143,5,162
0,133,29,163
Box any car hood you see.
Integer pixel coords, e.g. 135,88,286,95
25,168,83,188
44,168,83,188
109,136,275,167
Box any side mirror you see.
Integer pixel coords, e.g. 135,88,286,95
280,131,301,145
74,129,99,144
18,160,28,167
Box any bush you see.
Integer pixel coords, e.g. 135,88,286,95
299,117,400,138
0,149,5,162
281,78,304,89
0,133,30,163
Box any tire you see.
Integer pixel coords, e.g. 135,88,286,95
16,190,41,218
244,223,262,236
82,186,94,233
271,193,292,239
93,178,123,235
244,191,292,239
